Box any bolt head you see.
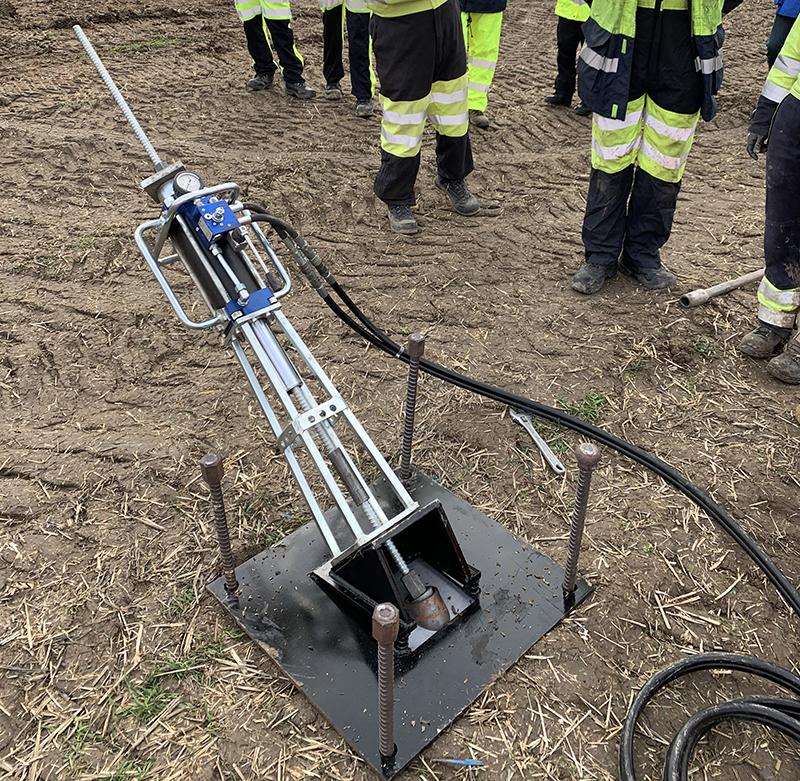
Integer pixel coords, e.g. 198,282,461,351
372,602,400,645
200,452,224,485
407,333,426,360
574,442,601,470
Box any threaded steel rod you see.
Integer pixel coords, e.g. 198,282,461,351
563,443,601,597
200,454,239,595
399,334,425,484
372,603,399,759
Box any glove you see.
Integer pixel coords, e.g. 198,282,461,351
746,132,767,160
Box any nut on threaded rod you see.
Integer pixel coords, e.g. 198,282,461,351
399,333,425,485
200,453,239,596
372,603,400,759
562,442,601,601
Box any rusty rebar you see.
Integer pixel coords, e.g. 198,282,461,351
372,602,400,758
399,333,425,484
562,442,601,599
200,453,239,595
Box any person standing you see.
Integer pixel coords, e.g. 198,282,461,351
571,0,742,295
236,0,316,99
460,0,506,130
740,15,800,384
367,0,480,235
320,0,375,117
767,0,800,67
544,0,591,116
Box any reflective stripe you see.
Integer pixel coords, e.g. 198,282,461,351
645,114,695,142
381,127,423,149
775,53,800,78
580,47,619,74
639,140,689,171
262,6,292,18
468,55,496,70
467,81,491,93
758,278,800,309
762,80,791,102
694,55,723,75
429,88,468,104
594,108,643,132
319,0,342,8
592,137,641,161
347,0,368,8
758,304,798,328
428,112,469,126
383,109,427,124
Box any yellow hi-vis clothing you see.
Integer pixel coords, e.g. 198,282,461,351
461,11,503,112
555,0,590,22
236,0,291,21
366,0,447,17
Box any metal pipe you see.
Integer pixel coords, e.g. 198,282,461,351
399,334,425,484
73,25,162,170
372,603,400,759
679,269,764,309
199,453,239,596
563,442,601,600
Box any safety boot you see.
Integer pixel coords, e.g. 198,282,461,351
574,103,591,117
767,337,800,384
469,109,491,130
738,320,792,359
324,81,343,100
544,92,571,107
355,98,373,118
246,72,274,91
571,262,616,295
434,177,480,216
619,261,677,290
388,204,418,235
286,81,316,99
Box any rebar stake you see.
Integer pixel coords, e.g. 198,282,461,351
372,602,400,759
562,442,601,604
200,453,239,597
399,333,425,485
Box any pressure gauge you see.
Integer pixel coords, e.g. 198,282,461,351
173,170,204,196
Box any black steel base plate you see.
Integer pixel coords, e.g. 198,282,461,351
208,473,591,778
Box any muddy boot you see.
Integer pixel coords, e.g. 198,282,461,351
286,81,316,99
388,204,418,235
247,72,274,91
767,337,800,384
470,109,491,130
435,177,480,216
355,98,373,118
324,81,343,100
738,321,792,358
544,92,571,107
574,103,591,117
619,261,677,290
571,262,616,295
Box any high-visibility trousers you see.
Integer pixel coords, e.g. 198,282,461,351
461,11,503,112
237,0,305,85
758,93,800,328
371,0,473,206
320,0,375,101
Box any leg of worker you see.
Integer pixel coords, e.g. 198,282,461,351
430,0,478,214
346,8,373,103
767,13,796,68
574,95,644,294
553,17,582,102
243,15,278,80
621,97,698,285
264,11,314,96
758,95,800,382
371,11,434,230
321,1,345,94
464,11,503,123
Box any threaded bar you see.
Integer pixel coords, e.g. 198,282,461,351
399,349,423,484
377,643,395,757
563,470,592,596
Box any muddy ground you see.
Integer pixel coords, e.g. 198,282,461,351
1,0,799,779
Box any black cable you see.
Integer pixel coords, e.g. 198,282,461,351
254,217,800,780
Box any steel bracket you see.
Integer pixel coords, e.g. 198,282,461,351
277,395,347,452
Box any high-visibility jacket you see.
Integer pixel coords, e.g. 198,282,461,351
365,0,447,17
235,0,291,21
320,0,369,11
577,0,738,122
555,0,590,23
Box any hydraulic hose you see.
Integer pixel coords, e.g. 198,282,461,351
252,211,800,780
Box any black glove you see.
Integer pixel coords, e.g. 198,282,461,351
746,132,767,160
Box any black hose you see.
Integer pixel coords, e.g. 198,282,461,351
254,219,800,779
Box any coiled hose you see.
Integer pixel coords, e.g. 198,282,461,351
243,203,800,780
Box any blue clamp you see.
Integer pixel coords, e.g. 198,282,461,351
178,195,238,250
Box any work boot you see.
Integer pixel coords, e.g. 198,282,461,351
619,261,677,290
355,98,373,118
544,92,571,107
571,262,616,295
767,337,800,384
470,109,491,130
435,177,480,216
574,102,591,117
388,204,418,235
738,320,792,359
323,81,343,100
246,72,274,91
286,81,316,100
